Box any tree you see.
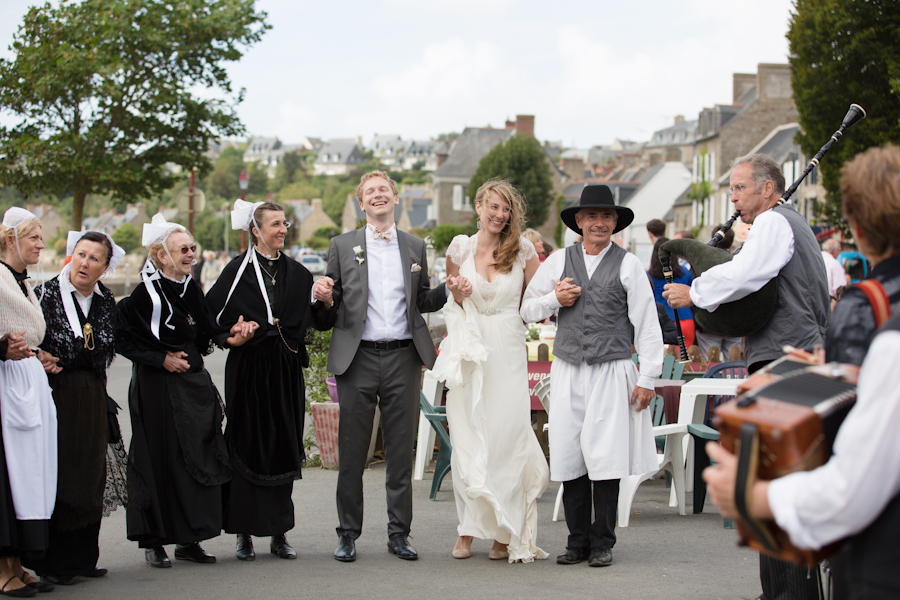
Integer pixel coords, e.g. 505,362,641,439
468,136,554,228
270,149,305,192
788,0,900,232
0,0,270,230
432,224,464,251
207,146,246,201
112,222,140,253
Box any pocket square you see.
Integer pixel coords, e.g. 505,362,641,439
410,263,422,273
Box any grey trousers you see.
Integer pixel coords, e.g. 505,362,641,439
334,344,420,539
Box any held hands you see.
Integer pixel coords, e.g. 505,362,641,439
662,283,693,309
555,277,581,307
313,276,335,307
1,331,34,361
226,315,260,348
163,351,190,373
37,349,62,374
446,275,472,304
629,385,654,412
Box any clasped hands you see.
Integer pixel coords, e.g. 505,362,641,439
1,331,62,374
446,275,472,304
313,277,335,307
225,315,259,349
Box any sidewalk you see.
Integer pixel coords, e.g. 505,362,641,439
81,354,763,600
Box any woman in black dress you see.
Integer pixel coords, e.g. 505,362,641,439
117,214,246,568
25,231,127,586
207,200,325,561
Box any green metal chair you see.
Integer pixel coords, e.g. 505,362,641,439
419,391,452,500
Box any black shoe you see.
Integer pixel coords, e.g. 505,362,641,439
0,576,37,597
588,548,613,567
175,542,216,563
556,547,589,565
270,534,297,560
235,534,255,561
23,581,53,594
333,535,356,562
83,567,108,578
387,535,418,560
144,547,172,568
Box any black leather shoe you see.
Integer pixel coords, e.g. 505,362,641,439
235,534,255,561
333,535,356,562
387,535,418,560
270,534,297,559
556,547,589,565
175,542,216,563
144,547,171,568
22,575,54,593
83,567,108,578
588,548,612,567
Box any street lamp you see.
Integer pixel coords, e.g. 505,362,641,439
239,169,249,251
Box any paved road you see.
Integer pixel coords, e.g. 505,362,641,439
70,351,763,600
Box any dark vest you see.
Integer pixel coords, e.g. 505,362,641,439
833,312,900,599
744,203,830,366
553,242,632,366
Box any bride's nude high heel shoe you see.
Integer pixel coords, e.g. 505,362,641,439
452,536,472,559
488,541,509,560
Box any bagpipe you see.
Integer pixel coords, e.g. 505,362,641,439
714,350,858,566
659,104,866,340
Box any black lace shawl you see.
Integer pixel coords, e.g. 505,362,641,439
36,276,116,379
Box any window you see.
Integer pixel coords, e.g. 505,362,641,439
452,184,463,211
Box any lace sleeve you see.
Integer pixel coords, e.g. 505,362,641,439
517,236,537,268
446,234,470,267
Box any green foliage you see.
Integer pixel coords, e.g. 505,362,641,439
303,327,333,466
246,161,268,198
207,146,246,201
314,226,339,239
0,0,270,231
554,194,565,247
788,0,900,234
435,132,459,142
432,224,464,250
270,150,305,191
686,148,714,229
193,208,240,252
112,222,140,253
468,136,555,228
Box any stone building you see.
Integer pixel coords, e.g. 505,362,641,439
283,198,338,246
643,116,697,167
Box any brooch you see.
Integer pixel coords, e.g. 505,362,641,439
353,245,365,265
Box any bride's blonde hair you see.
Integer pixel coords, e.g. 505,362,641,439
474,179,526,274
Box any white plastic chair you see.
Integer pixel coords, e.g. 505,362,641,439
532,376,564,522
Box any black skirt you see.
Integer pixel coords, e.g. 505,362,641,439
125,356,230,548
222,336,305,535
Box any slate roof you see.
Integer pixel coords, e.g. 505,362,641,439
433,127,513,178
647,119,698,148
315,142,364,165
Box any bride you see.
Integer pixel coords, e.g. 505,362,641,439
433,179,550,563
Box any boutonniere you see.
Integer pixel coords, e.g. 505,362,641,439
353,245,365,265
410,263,422,273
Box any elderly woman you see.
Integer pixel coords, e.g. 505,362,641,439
117,215,241,568
207,200,326,561
0,207,57,596
22,232,127,586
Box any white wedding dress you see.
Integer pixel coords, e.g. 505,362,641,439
431,234,550,563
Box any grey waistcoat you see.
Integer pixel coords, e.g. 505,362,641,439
553,242,633,367
744,203,830,366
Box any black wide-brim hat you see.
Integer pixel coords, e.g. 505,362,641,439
560,184,634,235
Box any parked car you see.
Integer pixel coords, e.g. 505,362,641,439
299,254,326,275
838,250,870,284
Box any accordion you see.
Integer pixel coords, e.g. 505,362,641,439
714,355,859,566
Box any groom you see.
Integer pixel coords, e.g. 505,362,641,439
312,171,447,562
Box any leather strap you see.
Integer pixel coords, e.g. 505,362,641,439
735,423,780,554
854,279,891,327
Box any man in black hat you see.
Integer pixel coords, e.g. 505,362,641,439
520,185,663,567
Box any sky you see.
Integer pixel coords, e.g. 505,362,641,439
0,0,797,149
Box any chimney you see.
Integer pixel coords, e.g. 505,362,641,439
311,198,323,213
561,158,585,179
514,115,535,138
505,119,516,130
674,115,684,124
732,73,756,104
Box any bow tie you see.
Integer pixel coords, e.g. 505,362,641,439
371,226,393,243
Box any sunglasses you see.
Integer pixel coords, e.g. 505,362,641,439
175,245,197,255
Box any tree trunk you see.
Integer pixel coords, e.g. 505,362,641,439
72,187,86,231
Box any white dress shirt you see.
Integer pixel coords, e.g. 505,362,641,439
767,330,900,550
520,244,663,390
690,206,795,311
821,250,846,297
361,224,411,342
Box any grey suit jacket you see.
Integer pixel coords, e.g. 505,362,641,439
313,227,447,376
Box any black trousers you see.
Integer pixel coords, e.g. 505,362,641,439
334,344,420,539
561,475,619,550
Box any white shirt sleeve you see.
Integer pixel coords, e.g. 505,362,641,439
767,330,900,550
690,209,795,311
620,253,664,388
520,250,565,323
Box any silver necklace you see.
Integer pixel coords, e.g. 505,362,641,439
260,261,277,286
